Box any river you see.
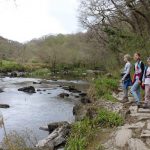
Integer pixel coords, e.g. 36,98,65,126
0,77,88,143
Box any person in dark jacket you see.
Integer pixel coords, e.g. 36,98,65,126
131,52,145,107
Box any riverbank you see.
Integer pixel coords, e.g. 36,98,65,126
65,75,150,150
65,75,124,150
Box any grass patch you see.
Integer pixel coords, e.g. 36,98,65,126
88,76,119,102
97,109,124,127
65,109,124,150
26,68,51,78
65,118,96,150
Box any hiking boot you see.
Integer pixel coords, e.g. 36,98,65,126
135,102,142,108
121,98,129,103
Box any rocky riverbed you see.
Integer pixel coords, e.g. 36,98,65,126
0,77,89,149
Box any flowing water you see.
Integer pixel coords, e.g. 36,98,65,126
0,77,88,143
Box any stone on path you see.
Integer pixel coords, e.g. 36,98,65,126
146,138,150,147
129,106,138,114
138,108,150,113
130,113,150,118
141,130,150,138
147,120,150,130
124,122,145,129
128,138,149,150
138,116,150,121
115,128,132,148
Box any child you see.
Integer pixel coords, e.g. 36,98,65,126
131,53,145,107
121,54,132,103
142,57,150,109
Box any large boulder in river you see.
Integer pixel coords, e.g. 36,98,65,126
0,104,10,108
18,86,36,93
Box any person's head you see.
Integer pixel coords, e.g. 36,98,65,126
124,54,131,62
147,57,150,66
133,52,141,61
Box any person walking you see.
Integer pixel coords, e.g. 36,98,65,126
131,52,145,107
142,57,150,109
121,54,132,103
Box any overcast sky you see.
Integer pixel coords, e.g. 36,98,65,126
0,0,80,43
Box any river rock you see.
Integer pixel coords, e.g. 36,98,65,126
39,126,49,132
33,81,41,84
18,86,36,93
10,71,17,77
79,93,87,97
0,104,10,108
0,89,4,93
115,128,132,148
59,93,69,98
128,138,149,150
48,121,70,133
37,89,42,92
62,86,81,93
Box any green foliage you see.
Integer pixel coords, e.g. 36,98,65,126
93,76,118,102
26,68,51,78
65,118,95,150
97,109,124,128
65,108,124,150
0,60,25,72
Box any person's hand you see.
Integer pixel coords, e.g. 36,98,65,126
138,80,141,84
142,82,145,87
